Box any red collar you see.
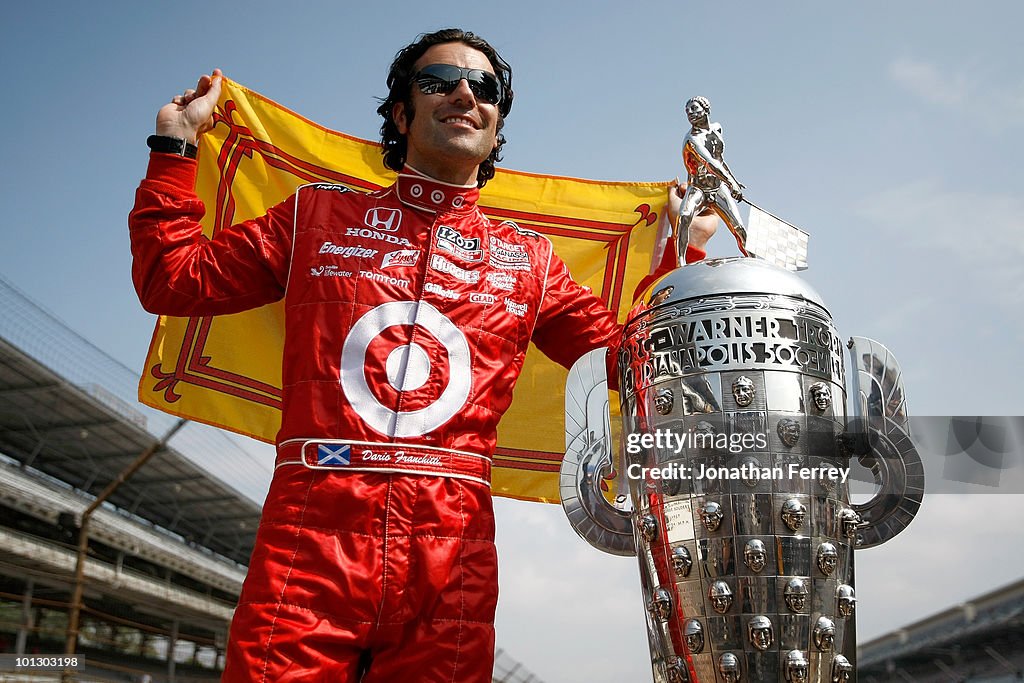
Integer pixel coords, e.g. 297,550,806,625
395,167,480,214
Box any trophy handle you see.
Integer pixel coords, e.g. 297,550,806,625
560,347,637,556
845,337,925,549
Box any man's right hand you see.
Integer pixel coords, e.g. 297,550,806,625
155,68,223,143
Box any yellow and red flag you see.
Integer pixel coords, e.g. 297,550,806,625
139,78,672,502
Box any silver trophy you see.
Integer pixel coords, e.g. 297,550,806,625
561,256,924,680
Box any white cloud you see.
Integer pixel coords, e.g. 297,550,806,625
887,57,1024,131
847,179,1024,415
856,179,1024,303
888,58,968,106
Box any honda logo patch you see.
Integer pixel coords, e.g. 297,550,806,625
365,207,402,233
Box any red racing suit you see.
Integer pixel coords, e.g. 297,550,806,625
129,154,621,682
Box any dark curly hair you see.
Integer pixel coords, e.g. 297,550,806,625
376,28,514,187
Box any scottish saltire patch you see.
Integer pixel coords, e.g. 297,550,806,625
317,443,351,466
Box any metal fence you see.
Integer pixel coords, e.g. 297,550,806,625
0,275,273,503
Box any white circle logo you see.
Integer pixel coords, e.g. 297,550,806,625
340,301,471,437
410,183,423,198
385,344,430,391
431,189,445,204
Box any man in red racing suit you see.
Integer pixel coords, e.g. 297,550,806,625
129,29,640,682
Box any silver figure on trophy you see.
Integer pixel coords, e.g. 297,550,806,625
672,96,810,272
560,105,924,680
675,96,748,263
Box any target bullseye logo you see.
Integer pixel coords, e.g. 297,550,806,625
341,301,470,437
386,344,430,390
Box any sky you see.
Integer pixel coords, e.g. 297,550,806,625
2,1,1023,680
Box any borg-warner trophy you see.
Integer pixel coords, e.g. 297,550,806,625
560,99,924,682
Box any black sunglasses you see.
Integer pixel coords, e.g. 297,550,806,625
412,63,505,110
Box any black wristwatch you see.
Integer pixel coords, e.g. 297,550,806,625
146,134,198,159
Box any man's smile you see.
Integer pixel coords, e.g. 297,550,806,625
441,114,480,129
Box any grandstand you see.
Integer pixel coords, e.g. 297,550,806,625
859,577,1024,681
0,275,264,681
0,276,545,682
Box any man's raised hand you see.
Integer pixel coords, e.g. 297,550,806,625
155,69,223,143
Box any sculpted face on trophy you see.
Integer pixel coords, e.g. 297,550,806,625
785,578,809,613
777,418,801,447
809,381,833,412
640,514,659,543
748,615,774,651
731,375,755,407
784,650,809,683
701,501,724,531
839,508,862,540
744,539,768,573
649,587,673,621
670,545,693,577
739,455,761,489
695,420,717,450
817,542,839,576
741,456,757,489
837,585,856,617
709,580,734,614
814,616,837,651
666,657,687,683
718,652,742,683
684,618,705,653
781,498,807,532
654,387,674,415
832,655,853,682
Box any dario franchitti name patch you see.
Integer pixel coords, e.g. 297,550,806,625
489,236,531,271
436,225,482,262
